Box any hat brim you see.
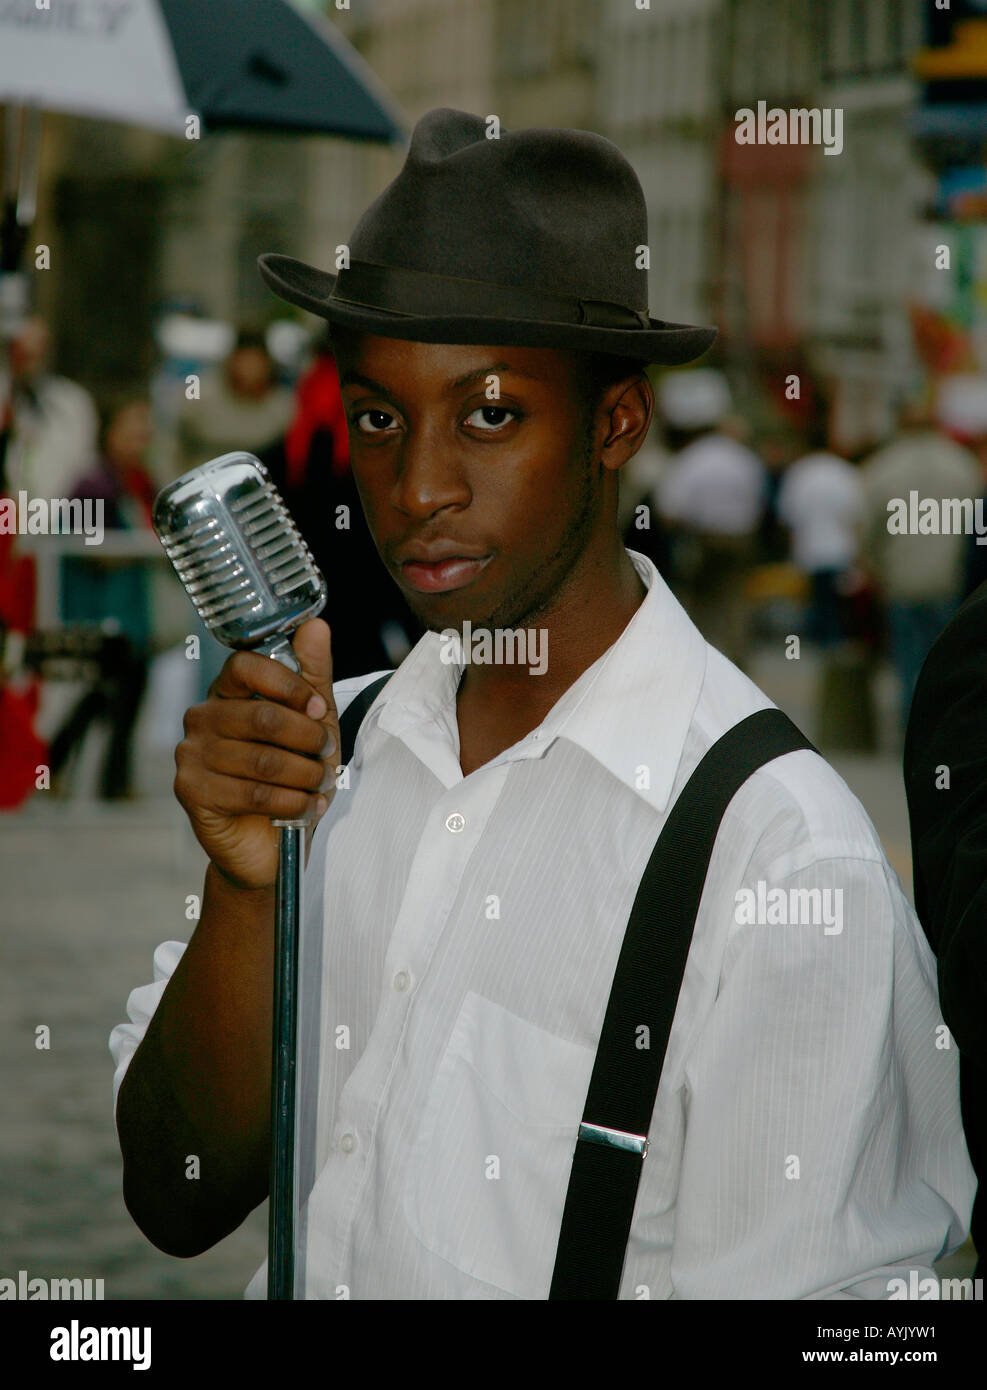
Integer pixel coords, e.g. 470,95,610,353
258,253,716,366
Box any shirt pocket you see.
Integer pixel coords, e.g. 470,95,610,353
402,990,596,1299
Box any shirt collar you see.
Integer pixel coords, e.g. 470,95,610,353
360,548,708,814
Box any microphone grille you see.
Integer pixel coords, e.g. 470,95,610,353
152,453,327,650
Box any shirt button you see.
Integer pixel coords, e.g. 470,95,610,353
393,969,411,992
445,812,466,833
339,1133,356,1154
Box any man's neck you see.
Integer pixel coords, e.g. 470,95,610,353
455,544,647,722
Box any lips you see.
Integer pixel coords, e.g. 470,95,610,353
399,553,492,594
395,541,489,564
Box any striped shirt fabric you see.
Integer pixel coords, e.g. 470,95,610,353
109,548,976,1299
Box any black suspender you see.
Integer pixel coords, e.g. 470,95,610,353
337,677,816,1300
338,671,393,765
549,706,815,1298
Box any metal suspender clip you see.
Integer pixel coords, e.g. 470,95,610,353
578,1122,649,1158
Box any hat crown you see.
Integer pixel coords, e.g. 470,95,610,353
348,107,650,312
256,106,718,366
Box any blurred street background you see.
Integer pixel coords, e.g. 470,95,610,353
2,0,984,1295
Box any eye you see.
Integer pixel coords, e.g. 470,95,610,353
354,408,397,433
465,405,517,431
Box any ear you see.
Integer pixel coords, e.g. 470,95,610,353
598,374,654,474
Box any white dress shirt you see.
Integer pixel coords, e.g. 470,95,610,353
110,548,975,1300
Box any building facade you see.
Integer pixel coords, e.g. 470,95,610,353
9,0,940,457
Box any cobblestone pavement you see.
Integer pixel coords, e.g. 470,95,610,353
0,643,977,1298
1,778,267,1299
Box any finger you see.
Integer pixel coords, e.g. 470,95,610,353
203,737,329,794
291,619,337,732
197,697,332,758
180,766,325,822
209,648,322,714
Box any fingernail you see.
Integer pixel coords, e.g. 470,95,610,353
307,694,327,719
316,796,328,815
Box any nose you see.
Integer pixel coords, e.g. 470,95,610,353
390,421,472,520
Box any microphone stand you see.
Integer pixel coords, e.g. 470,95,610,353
268,815,304,1299
262,638,308,1301
151,453,329,1303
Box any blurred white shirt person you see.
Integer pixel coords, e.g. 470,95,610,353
777,446,865,647
0,316,98,499
655,370,766,669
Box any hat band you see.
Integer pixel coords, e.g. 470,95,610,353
331,260,651,331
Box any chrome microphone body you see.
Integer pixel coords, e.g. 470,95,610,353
151,451,327,673
152,451,327,1303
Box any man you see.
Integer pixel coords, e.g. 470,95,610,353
111,109,974,1299
776,415,864,650
858,391,980,734
655,369,766,671
0,314,98,498
50,398,157,800
171,325,295,482
171,325,298,703
904,581,987,1279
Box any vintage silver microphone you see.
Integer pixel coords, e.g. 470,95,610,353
152,451,328,1302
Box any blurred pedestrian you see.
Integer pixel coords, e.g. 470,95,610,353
776,416,864,649
172,325,296,697
50,398,157,800
655,368,766,670
859,389,980,732
172,324,295,477
904,587,987,1279
0,314,99,499
755,426,802,565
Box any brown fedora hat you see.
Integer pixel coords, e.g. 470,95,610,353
258,107,717,365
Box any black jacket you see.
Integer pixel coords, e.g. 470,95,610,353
903,581,987,1273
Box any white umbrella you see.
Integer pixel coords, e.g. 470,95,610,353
2,0,193,137
0,0,403,137
0,0,405,277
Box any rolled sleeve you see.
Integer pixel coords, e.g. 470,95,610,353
671,854,977,1299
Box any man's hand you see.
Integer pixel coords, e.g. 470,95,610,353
173,618,340,890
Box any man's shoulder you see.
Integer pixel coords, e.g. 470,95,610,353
691,648,886,876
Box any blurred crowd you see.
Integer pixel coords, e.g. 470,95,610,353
3,312,987,807
620,366,987,747
0,314,422,807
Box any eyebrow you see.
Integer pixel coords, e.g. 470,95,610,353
339,361,543,402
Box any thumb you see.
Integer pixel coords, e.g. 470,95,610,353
291,617,338,736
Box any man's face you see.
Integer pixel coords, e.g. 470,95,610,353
335,332,607,635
